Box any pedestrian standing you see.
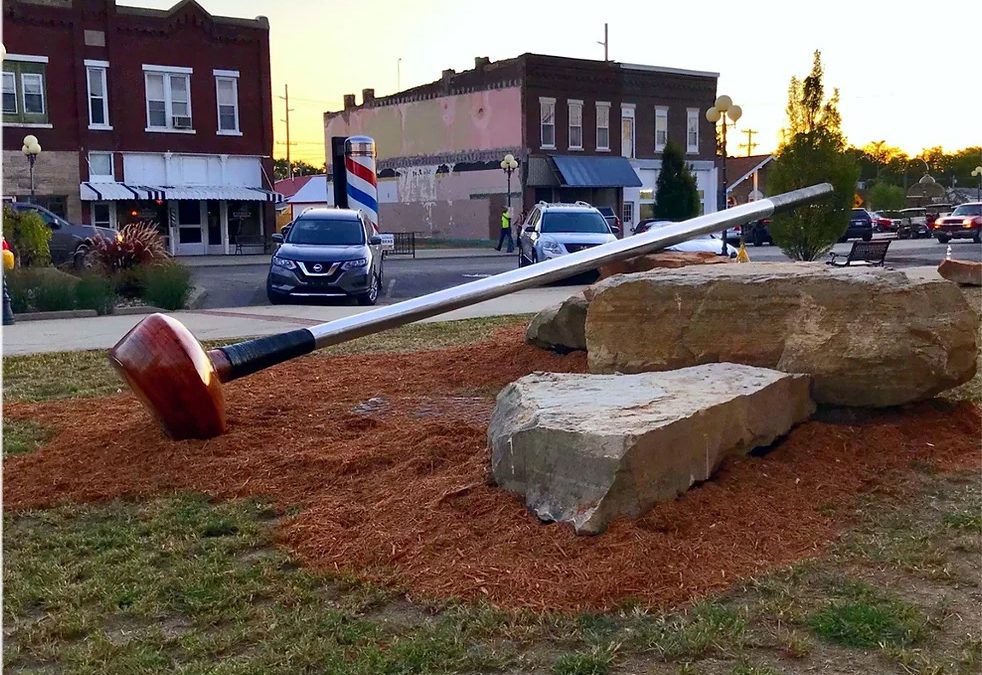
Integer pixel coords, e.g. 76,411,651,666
495,207,514,253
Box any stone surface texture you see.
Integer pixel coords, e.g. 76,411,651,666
489,364,814,535
585,263,979,407
599,251,732,280
525,292,589,352
938,259,982,287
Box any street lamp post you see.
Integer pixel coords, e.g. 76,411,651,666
972,165,982,195
21,134,42,203
706,96,742,254
500,152,519,220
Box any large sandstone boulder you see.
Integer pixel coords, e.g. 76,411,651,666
489,364,814,535
525,292,589,352
586,263,979,407
939,259,982,287
599,251,732,280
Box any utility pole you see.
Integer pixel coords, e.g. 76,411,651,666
597,23,608,61
739,128,758,157
278,84,295,179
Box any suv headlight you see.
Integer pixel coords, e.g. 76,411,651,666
272,256,296,270
540,239,564,254
342,258,368,269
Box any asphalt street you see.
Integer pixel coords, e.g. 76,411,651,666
190,237,981,309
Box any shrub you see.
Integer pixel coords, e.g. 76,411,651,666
75,274,115,315
111,267,145,299
91,221,168,274
142,263,192,310
2,206,52,267
7,267,80,313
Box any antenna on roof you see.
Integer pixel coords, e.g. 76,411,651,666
597,23,608,61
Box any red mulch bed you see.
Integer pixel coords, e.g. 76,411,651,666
4,325,980,611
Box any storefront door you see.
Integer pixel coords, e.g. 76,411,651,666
206,200,225,254
175,201,206,255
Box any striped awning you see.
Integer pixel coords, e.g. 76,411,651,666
80,183,284,203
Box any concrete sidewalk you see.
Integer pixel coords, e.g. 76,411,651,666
176,247,510,267
2,286,582,356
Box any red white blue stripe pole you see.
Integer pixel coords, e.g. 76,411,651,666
344,136,379,234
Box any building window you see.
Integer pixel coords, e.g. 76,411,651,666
215,74,240,134
92,202,115,229
596,102,610,151
567,100,583,150
144,66,193,132
2,72,16,113
687,108,699,153
2,55,49,125
655,107,668,152
88,152,114,181
539,97,556,149
622,201,634,228
86,62,110,128
621,104,635,159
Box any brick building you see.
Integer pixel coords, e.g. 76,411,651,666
324,54,719,238
2,0,280,255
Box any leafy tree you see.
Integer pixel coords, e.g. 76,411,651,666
654,141,700,220
768,51,859,261
867,181,905,210
2,206,51,266
273,158,322,181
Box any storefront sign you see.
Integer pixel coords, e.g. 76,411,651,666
231,209,252,219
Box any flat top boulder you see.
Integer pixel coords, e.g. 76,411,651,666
585,262,979,407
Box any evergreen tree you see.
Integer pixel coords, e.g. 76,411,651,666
654,141,700,220
769,51,859,260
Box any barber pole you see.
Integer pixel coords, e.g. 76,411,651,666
344,136,379,234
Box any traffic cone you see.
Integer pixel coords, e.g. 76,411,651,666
737,241,751,263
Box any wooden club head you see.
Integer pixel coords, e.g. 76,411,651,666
109,313,227,440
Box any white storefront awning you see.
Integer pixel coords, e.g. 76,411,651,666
80,183,284,203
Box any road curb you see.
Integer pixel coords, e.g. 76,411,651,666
13,309,98,322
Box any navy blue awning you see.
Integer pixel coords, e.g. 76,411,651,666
551,155,642,188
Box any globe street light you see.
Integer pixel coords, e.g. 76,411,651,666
22,134,42,203
972,165,982,195
500,152,519,220
706,95,742,254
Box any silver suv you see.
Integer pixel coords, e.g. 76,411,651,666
266,208,383,305
517,202,617,267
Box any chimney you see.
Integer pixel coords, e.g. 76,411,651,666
343,94,356,110
474,56,490,69
362,88,375,105
441,68,455,85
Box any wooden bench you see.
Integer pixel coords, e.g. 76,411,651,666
233,234,268,254
827,239,890,267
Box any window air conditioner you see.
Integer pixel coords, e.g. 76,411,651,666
172,115,192,129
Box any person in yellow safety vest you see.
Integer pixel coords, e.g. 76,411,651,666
495,206,514,253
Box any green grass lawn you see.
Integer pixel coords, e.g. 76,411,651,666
3,314,981,674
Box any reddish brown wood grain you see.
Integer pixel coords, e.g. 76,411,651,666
109,313,226,440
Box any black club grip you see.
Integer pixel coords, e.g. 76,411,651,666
218,329,316,380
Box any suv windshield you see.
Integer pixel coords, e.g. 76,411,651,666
286,217,365,245
541,211,610,234
952,204,982,217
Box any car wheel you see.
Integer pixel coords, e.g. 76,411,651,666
357,273,380,306
267,290,289,305
974,232,981,244
936,234,950,244
73,247,94,271
862,233,872,242
753,231,763,247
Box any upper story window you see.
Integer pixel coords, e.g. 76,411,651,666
2,54,49,126
85,60,110,129
539,97,556,149
568,100,583,150
621,104,635,159
596,101,610,151
686,108,699,154
655,107,669,152
143,65,193,133
88,151,114,182
214,70,240,135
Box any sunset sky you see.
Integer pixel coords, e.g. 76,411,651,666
135,0,980,165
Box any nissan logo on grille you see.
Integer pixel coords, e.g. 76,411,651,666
312,263,324,272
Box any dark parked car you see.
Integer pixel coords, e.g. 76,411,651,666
266,208,383,305
8,202,118,268
595,206,622,235
841,208,874,242
724,219,773,246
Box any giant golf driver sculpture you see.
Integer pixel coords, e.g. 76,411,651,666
110,184,833,440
